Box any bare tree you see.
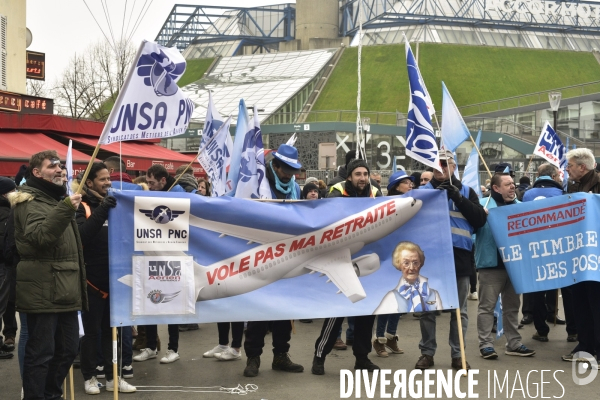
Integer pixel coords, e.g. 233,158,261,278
26,79,48,98
52,40,136,121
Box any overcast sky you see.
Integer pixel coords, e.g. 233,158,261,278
26,0,291,85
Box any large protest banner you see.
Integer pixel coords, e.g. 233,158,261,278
487,192,598,294
108,189,458,326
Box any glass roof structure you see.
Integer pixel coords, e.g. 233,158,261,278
182,49,336,124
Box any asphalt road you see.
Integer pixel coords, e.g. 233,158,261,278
1,302,598,399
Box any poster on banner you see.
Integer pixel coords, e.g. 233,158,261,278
134,196,190,251
108,189,459,326
99,40,195,145
486,192,599,294
533,122,567,179
131,255,196,316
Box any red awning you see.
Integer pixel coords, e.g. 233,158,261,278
0,132,95,177
64,135,205,176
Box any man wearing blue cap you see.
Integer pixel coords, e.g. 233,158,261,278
243,143,304,378
265,144,302,200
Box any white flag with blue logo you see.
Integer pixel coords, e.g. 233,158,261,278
99,40,195,145
66,139,74,196
197,116,232,197
200,91,224,149
234,107,272,199
462,130,482,198
405,41,441,172
441,82,471,152
533,122,567,180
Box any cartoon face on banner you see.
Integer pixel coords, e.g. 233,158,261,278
110,190,459,326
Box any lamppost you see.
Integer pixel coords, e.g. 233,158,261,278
548,91,562,131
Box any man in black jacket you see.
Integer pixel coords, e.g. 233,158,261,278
0,177,16,360
312,159,382,376
416,150,487,370
77,162,136,394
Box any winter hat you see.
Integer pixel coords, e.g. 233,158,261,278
302,182,320,199
346,159,370,177
0,176,17,195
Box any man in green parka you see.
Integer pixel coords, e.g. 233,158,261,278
10,150,88,400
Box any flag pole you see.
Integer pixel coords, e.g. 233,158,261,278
525,154,535,175
456,308,468,376
75,143,103,194
469,134,492,178
113,327,118,400
168,158,196,192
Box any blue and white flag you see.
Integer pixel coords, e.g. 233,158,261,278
533,121,567,180
200,91,224,149
405,41,441,172
462,130,482,197
234,107,272,199
441,82,471,153
226,99,250,196
99,40,195,145
494,295,504,339
65,139,74,196
197,116,232,197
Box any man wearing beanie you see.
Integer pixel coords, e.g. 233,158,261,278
302,182,320,199
0,177,17,360
311,157,382,376
11,150,88,400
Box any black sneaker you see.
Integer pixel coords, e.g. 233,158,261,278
272,353,304,373
311,356,325,375
243,356,260,377
505,345,535,357
520,314,533,325
0,350,14,359
354,357,379,372
480,347,498,360
532,332,549,342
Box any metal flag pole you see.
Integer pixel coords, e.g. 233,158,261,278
113,327,119,400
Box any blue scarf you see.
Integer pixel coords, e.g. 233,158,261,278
398,278,430,312
269,161,298,200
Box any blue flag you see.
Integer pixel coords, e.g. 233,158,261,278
227,99,250,196
234,107,272,199
405,41,441,172
441,82,471,152
462,130,482,197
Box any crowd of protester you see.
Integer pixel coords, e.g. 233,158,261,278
0,145,598,399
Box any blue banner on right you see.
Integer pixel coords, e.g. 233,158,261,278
486,192,599,294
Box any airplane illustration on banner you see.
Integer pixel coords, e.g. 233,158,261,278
120,196,422,303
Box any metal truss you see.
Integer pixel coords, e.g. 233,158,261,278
341,0,600,37
155,4,295,52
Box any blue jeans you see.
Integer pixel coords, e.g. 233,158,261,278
120,326,132,366
337,317,355,340
376,314,400,337
24,311,79,400
419,276,469,359
18,312,29,380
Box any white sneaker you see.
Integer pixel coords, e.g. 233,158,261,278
203,345,228,358
468,292,478,301
133,348,157,362
160,349,180,364
106,377,136,393
84,377,101,395
215,347,241,361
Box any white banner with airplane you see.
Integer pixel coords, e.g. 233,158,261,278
108,190,458,326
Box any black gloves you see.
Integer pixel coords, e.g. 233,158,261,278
100,195,117,210
437,181,462,203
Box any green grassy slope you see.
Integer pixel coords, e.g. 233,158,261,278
312,44,600,114
179,58,215,87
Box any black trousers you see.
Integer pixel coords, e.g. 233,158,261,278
146,324,179,352
523,290,557,317
244,320,291,357
218,322,244,349
314,315,375,359
561,286,577,336
81,290,114,381
570,281,600,356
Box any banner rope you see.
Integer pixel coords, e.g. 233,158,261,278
134,384,258,395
